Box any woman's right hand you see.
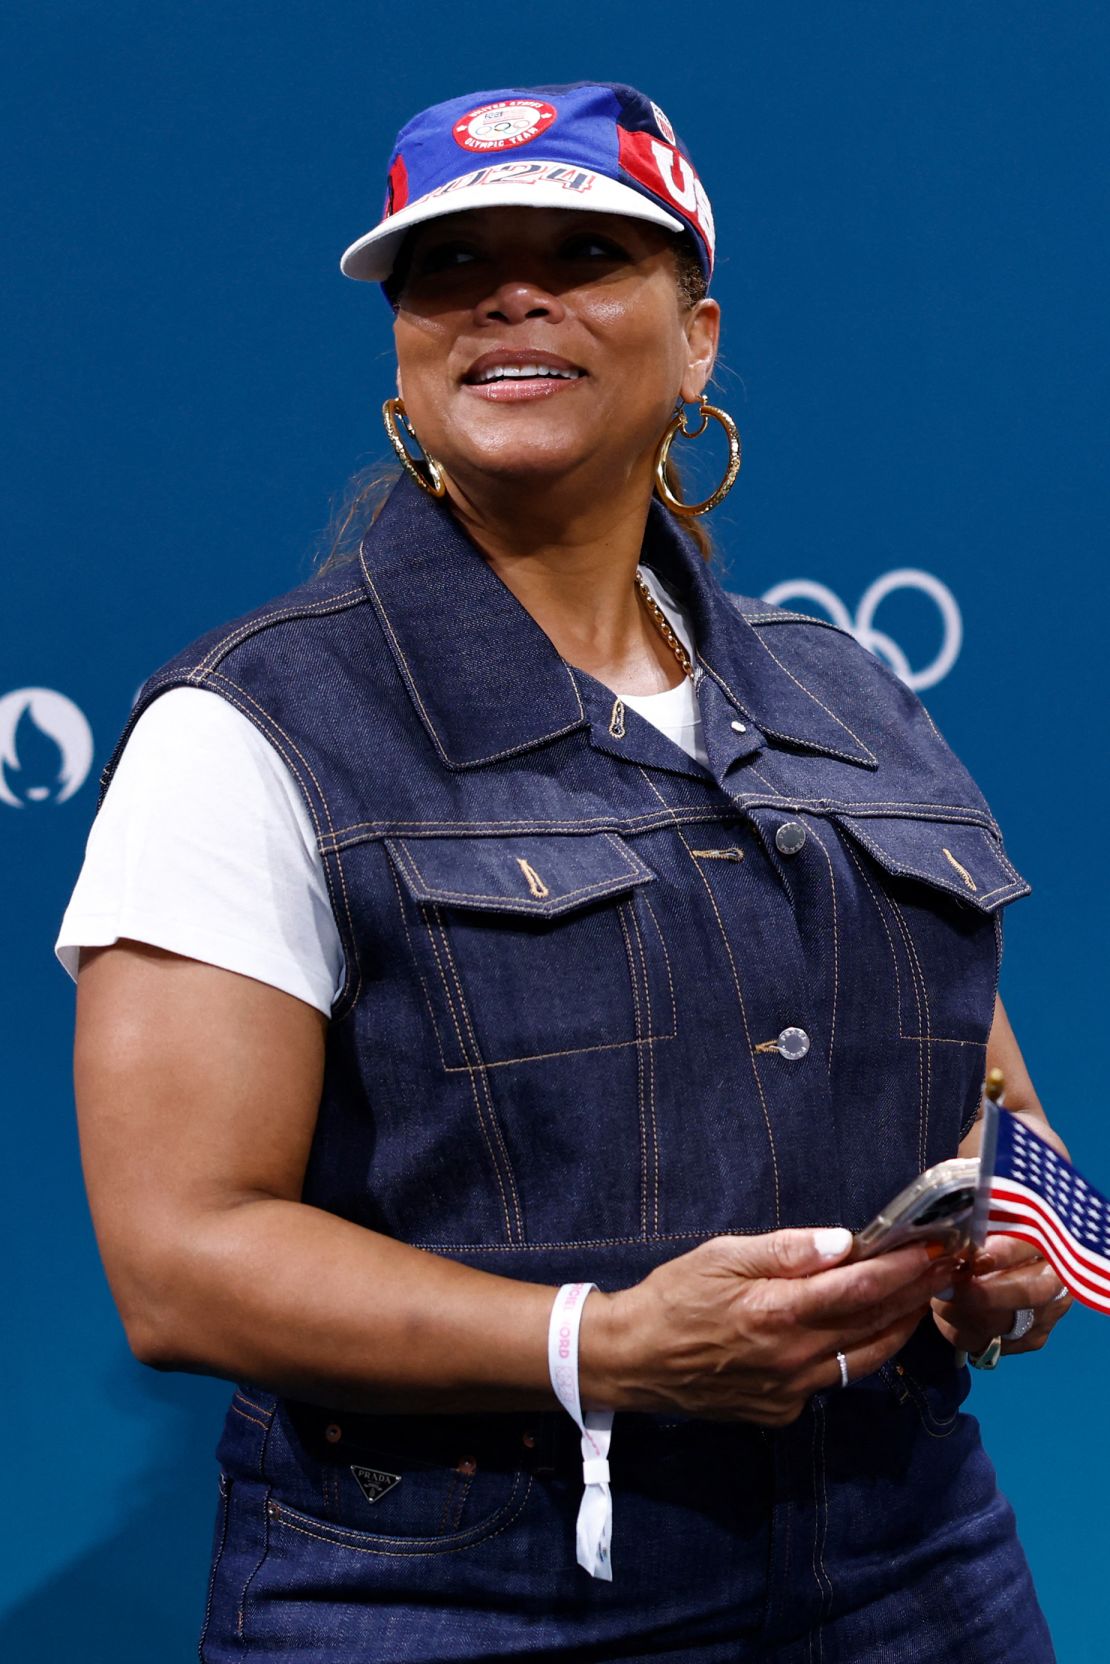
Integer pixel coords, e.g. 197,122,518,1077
580,1228,956,1425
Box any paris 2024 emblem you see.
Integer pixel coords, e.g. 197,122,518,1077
0,687,93,808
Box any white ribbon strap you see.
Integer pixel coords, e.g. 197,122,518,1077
547,1281,615,1580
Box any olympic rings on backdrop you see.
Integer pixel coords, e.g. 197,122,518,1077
761,570,963,692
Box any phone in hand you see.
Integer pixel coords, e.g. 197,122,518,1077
850,1157,981,1261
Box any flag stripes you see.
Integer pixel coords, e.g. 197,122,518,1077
987,1180,1110,1314
981,1106,1110,1315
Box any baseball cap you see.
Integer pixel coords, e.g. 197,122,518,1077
339,82,715,289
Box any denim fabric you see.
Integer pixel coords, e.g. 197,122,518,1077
100,477,1052,1661
197,1335,1050,1663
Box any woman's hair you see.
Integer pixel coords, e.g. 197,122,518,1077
316,231,713,573
315,463,400,574
671,232,708,310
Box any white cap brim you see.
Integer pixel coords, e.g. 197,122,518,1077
339,167,684,283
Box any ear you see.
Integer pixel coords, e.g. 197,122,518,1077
679,298,721,403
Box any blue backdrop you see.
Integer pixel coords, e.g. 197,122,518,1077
4,2,1107,1655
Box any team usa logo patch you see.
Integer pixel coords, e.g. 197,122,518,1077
454,100,558,152
650,102,676,145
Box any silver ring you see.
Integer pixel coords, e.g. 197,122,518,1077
1003,1307,1036,1341
836,1350,849,1389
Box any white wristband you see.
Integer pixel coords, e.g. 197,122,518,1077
547,1281,615,1581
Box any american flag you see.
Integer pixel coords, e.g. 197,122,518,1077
978,1100,1110,1314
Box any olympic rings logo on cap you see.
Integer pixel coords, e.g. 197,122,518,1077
453,100,558,153
650,102,676,145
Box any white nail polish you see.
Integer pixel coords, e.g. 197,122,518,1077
815,1227,853,1259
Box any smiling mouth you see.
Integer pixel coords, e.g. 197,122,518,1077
469,363,585,385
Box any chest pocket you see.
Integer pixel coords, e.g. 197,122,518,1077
832,813,1029,916
385,832,676,1071
830,809,1029,1051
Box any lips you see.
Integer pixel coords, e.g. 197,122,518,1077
462,348,586,386
474,363,583,385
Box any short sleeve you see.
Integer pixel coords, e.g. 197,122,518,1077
54,686,345,1016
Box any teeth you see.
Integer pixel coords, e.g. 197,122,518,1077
476,364,581,384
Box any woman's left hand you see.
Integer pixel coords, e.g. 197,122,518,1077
931,1234,1073,1357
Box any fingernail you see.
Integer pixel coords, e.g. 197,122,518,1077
934,1286,955,1301
814,1227,853,1259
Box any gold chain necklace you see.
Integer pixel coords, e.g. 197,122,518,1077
634,570,695,681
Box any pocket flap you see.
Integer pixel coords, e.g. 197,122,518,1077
834,814,1029,914
386,832,654,918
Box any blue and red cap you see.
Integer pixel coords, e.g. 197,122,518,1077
339,82,715,289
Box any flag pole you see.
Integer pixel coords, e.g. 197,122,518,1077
969,1069,1004,1253
954,1070,1005,1369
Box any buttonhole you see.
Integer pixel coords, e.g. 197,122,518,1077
941,848,977,892
516,858,550,899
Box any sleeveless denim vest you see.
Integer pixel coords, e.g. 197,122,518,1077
100,474,1028,1288
102,477,1053,1659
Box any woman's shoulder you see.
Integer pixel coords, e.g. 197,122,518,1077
725,586,937,728
97,686,325,854
98,557,386,812
703,578,997,821
117,683,304,773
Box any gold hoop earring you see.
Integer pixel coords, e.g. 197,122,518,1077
382,397,447,498
653,397,741,517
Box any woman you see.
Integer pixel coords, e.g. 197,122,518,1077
59,82,1069,1661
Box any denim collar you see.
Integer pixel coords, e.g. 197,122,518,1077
358,474,875,772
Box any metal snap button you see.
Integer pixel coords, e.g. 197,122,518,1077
775,821,807,856
324,1423,343,1444
730,719,748,734
777,1027,811,1061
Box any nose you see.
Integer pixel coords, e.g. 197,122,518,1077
477,279,567,326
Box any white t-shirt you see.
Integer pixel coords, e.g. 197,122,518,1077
54,565,703,1017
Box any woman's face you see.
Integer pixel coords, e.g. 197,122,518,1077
391,206,719,503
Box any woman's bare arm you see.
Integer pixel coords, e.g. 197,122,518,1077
75,939,561,1412
75,938,953,1421
958,994,1069,1159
